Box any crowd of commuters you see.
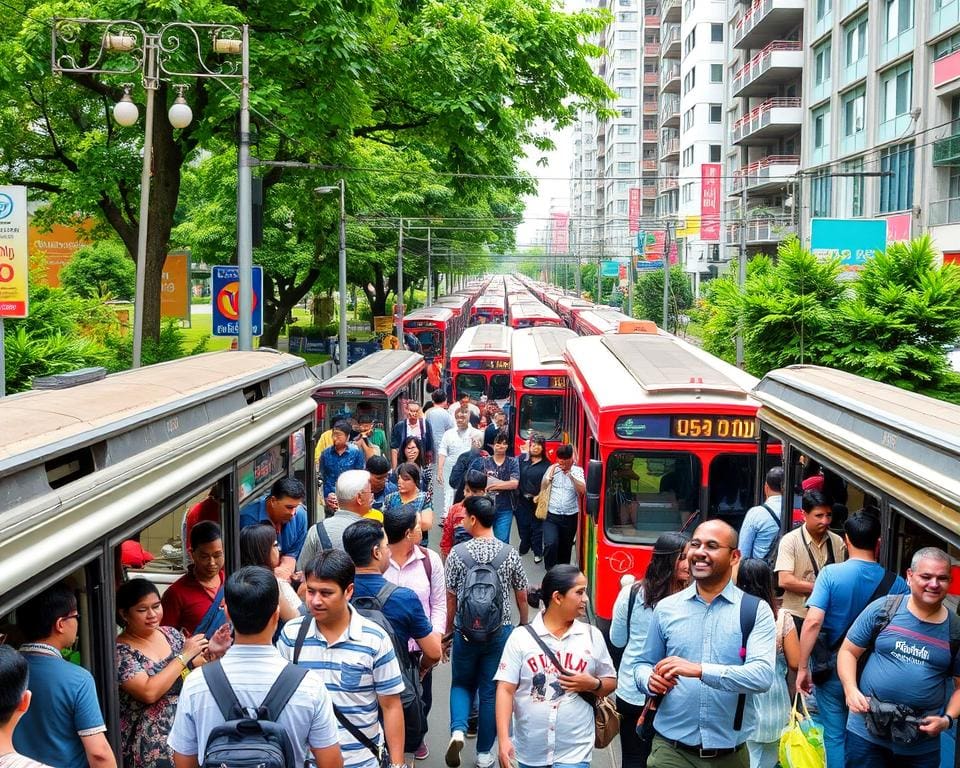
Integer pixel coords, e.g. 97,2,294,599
6,389,960,768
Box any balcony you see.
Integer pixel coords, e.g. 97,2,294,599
645,14,660,27
660,62,681,93
929,197,960,226
661,136,680,160
934,135,960,167
644,42,660,56
733,0,804,51
641,182,658,197
643,100,659,115
661,0,680,23
642,128,658,142
659,95,680,127
934,49,960,96
731,97,802,145
661,25,681,58
729,155,799,195
643,72,659,85
642,159,657,171
658,174,680,193
732,41,803,97
724,218,796,245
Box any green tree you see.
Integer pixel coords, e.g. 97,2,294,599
59,239,136,299
633,265,693,332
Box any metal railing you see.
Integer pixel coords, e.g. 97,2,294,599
731,97,802,142
730,154,800,192
929,197,960,225
732,40,802,93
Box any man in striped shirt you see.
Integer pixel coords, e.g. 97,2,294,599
278,549,406,768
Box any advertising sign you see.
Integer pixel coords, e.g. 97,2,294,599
700,164,721,242
811,218,886,271
211,265,262,337
550,212,570,253
374,316,395,333
28,218,94,287
628,188,641,233
0,186,28,318
601,260,620,277
160,251,190,321
883,212,911,243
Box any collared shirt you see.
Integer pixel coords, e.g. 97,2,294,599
738,495,782,560
494,613,616,766
352,572,433,651
424,407,454,456
635,579,776,748
547,465,585,515
774,526,847,617
386,546,447,648
239,495,308,561
161,567,225,635
609,582,654,706
479,455,520,511
168,644,339,767
446,537,528,627
320,444,367,498
296,510,363,570
13,654,107,768
372,480,399,511
277,607,405,768
438,427,483,478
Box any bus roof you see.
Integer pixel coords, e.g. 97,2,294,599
754,365,960,509
508,302,561,322
0,350,316,472
313,350,425,395
565,333,759,409
511,327,577,373
404,306,454,323
451,324,513,357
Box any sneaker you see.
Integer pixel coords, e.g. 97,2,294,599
466,714,478,738
414,742,430,760
446,731,465,767
533,555,543,564
476,751,495,768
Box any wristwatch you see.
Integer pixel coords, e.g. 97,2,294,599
592,677,603,692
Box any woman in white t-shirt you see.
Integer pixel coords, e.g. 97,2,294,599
494,565,617,768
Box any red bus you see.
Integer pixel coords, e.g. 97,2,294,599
564,331,762,631
507,301,563,329
402,306,455,365
510,326,577,458
574,308,656,336
449,324,514,407
470,296,506,325
555,295,595,328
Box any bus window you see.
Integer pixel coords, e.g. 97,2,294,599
518,394,563,439
456,373,486,399
604,451,702,544
413,330,441,359
891,508,960,610
708,454,757,531
489,374,511,401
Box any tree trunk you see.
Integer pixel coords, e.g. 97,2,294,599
261,268,321,349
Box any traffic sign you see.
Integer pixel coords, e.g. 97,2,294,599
211,265,263,337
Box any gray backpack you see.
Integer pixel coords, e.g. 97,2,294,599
455,543,511,643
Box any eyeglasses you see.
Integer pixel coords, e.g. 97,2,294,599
62,613,80,622
688,540,734,552
273,542,281,549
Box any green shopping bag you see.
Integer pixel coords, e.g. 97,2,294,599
779,694,826,768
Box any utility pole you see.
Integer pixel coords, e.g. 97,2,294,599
736,183,747,367
662,220,674,331
426,227,433,305
627,249,635,317
396,218,404,345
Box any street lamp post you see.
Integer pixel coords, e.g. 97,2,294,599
314,180,348,370
52,19,248,366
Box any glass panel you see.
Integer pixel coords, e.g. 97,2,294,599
410,329,442,360
603,450,702,544
517,394,564,439
708,453,757,531
455,373,487,399
488,374,511,401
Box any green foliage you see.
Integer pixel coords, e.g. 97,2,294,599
103,319,210,370
59,239,136,300
633,265,693,333
3,325,108,393
697,236,960,401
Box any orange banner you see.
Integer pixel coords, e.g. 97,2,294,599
160,251,190,321
28,219,94,286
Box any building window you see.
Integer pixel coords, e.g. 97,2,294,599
617,161,633,175
842,87,865,137
816,0,831,21
844,14,868,67
682,146,695,166
841,158,864,217
617,11,637,21
683,108,695,131
813,106,830,149
616,199,628,214
934,31,960,61
884,0,913,40
617,180,631,192
617,124,635,136
709,144,721,162
618,48,637,63
682,182,695,202
711,23,723,42
620,29,638,43
683,67,696,94
621,108,633,119
814,40,832,87
684,29,696,57
709,104,722,122
710,63,723,82
616,86,638,100
880,63,912,123
617,143,633,156
616,68,635,83
879,142,914,212
810,171,832,217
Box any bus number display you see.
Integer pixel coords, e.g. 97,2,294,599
671,416,756,440
405,321,438,328
457,359,510,370
522,375,566,389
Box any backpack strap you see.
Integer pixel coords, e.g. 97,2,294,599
315,520,334,551
760,503,779,526
829,570,899,652
259,664,309,720
202,660,243,721
375,581,399,607
417,545,433,581
949,611,960,665
293,616,313,665
488,543,512,572
332,705,384,760
625,582,643,643
454,542,476,569
733,594,760,732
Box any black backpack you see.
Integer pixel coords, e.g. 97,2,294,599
760,503,782,569
200,661,307,768
454,542,511,643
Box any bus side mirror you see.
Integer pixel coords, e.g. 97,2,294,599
585,459,602,520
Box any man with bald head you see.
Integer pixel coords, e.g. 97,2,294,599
635,520,776,767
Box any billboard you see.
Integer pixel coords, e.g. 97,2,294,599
160,251,191,321
211,265,263,337
0,186,28,318
700,164,721,241
628,188,641,233
28,219,94,286
550,212,570,253
811,218,886,271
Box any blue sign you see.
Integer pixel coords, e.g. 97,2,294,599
601,260,620,277
211,265,263,337
810,218,886,270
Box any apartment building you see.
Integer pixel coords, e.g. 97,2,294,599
723,0,802,260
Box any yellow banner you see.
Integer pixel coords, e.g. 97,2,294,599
677,215,701,238
0,186,29,318
373,315,394,333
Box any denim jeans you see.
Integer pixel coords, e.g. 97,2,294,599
844,730,940,768
816,673,848,768
450,624,512,754
493,509,513,543
520,763,590,768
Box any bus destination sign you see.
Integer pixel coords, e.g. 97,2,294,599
522,375,567,390
615,414,756,441
457,359,511,370
406,320,438,328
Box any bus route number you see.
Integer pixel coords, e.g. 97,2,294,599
672,416,755,440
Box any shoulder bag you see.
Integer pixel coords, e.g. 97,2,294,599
533,467,555,521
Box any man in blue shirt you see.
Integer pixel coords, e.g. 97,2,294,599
320,421,367,503
636,519,776,764
838,546,960,767
738,467,783,560
341,519,441,671
366,455,397,513
797,511,909,768
240,476,308,581
13,582,117,768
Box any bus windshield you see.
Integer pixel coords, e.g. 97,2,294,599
412,329,441,359
489,374,511,401
518,394,563,439
456,373,487,399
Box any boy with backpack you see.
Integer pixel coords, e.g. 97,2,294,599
169,566,341,768
444,495,529,768
277,550,405,768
